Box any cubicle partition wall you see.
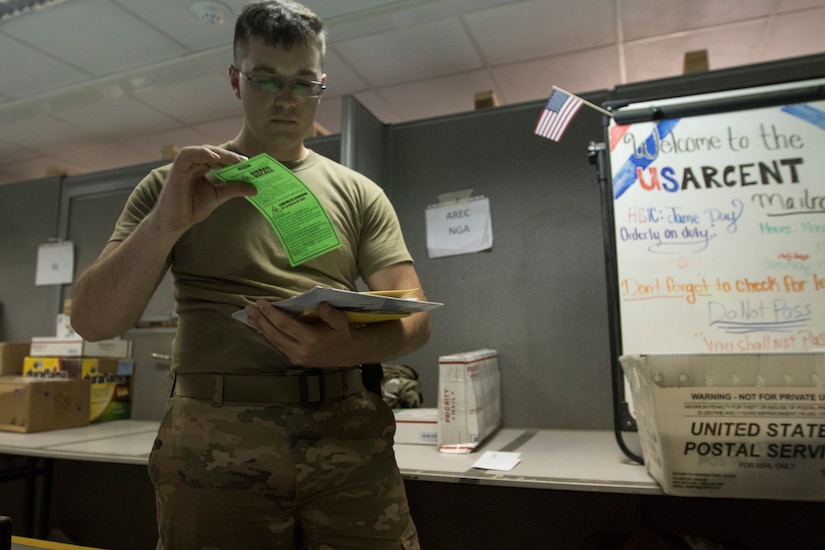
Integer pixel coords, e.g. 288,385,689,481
0,175,64,342
387,97,615,429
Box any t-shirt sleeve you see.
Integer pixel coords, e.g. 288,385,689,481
108,165,167,242
357,188,414,279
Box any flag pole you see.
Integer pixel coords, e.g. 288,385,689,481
553,85,613,117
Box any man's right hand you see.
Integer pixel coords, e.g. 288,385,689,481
153,145,257,235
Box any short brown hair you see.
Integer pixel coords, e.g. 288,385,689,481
234,1,326,65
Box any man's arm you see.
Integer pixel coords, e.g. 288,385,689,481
70,222,178,341
245,261,431,368
71,145,254,341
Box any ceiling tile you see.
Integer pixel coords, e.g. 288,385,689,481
622,20,767,83
349,90,396,126
492,46,621,105
118,126,213,161
0,145,89,181
0,155,63,185
464,0,617,65
193,115,246,145
0,139,38,164
52,95,181,137
133,73,242,125
0,114,93,151
756,7,825,61
306,0,413,20
621,0,775,41
376,69,499,122
112,0,243,50
777,0,825,11
335,18,483,87
0,33,89,99
49,140,152,175
2,0,187,76
323,48,370,96
322,0,517,42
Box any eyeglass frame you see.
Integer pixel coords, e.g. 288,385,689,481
232,66,326,99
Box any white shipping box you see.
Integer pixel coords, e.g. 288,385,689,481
621,352,825,501
29,337,132,358
393,408,438,445
437,349,501,453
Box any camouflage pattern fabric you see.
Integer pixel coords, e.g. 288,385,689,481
148,391,419,549
380,365,423,409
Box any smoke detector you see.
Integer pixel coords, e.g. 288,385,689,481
189,1,231,25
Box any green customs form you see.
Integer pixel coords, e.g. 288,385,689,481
210,153,342,266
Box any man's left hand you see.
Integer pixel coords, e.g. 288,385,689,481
245,300,357,367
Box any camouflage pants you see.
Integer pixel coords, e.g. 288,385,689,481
148,391,419,550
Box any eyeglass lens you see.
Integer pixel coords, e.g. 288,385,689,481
247,74,323,98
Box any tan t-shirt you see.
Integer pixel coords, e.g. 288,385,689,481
111,149,412,375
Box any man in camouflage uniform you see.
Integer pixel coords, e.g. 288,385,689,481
70,2,430,548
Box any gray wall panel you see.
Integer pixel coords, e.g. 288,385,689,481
389,97,614,429
0,176,63,341
307,134,341,163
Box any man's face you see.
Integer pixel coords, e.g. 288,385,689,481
230,36,325,160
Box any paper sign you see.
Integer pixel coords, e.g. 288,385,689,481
472,451,521,471
209,154,342,266
425,196,492,259
35,241,74,286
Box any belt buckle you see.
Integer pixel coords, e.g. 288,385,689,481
299,368,325,407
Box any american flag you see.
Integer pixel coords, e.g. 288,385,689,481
534,88,584,141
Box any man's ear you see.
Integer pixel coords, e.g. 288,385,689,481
229,65,241,99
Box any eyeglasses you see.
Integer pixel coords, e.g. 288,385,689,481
236,68,326,99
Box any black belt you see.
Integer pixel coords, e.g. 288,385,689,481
172,369,364,407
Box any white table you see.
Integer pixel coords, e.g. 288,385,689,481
0,421,158,466
0,421,660,512
394,427,658,494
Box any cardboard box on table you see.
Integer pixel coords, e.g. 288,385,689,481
620,352,825,501
437,349,501,453
0,377,90,433
393,408,438,445
23,357,134,423
0,342,29,375
29,336,132,358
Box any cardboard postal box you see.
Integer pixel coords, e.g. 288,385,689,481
621,352,825,501
23,356,82,378
0,342,29,376
393,408,438,445
0,377,91,433
81,358,133,424
437,349,502,453
23,357,134,423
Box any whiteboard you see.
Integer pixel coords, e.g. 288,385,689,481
608,79,825,355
